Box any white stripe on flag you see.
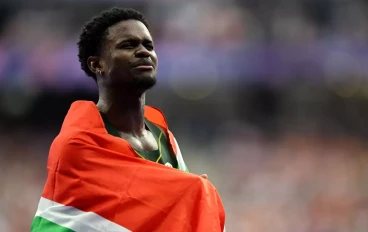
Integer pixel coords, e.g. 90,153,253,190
173,138,188,172
35,197,131,232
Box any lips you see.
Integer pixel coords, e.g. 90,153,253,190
132,60,154,69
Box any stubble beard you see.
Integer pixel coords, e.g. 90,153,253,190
132,75,157,91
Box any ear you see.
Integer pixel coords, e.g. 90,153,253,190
87,56,103,75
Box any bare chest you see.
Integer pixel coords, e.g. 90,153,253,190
119,130,158,151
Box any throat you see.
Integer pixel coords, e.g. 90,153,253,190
96,94,146,136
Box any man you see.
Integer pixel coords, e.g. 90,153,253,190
31,7,225,232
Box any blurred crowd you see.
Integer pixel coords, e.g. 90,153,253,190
1,0,368,89
1,0,368,231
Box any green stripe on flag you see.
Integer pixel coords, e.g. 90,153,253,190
32,197,131,232
31,216,74,232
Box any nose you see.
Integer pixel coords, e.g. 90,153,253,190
135,45,151,58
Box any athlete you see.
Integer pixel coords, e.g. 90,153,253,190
31,7,225,232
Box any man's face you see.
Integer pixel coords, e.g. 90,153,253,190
101,20,158,90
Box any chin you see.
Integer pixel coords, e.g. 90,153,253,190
133,75,157,90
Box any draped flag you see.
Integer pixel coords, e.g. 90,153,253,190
31,101,225,232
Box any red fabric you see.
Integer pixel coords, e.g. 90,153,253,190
41,101,225,232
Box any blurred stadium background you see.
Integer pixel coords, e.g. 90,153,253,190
1,0,368,231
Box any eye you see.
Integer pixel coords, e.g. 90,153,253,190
145,44,154,51
120,43,134,49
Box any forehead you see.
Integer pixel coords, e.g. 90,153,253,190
106,20,152,42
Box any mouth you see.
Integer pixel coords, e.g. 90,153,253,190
132,60,154,70
133,65,154,70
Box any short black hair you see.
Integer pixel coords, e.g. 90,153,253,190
77,7,149,80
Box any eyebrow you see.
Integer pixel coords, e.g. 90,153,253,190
116,36,153,45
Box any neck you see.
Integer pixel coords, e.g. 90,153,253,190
97,89,146,136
